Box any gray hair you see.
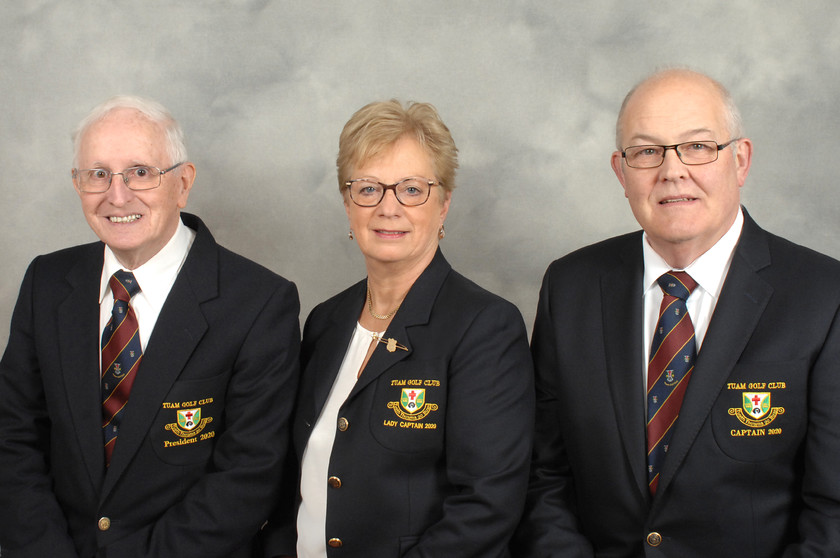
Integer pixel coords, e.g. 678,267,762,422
72,95,188,168
615,68,745,150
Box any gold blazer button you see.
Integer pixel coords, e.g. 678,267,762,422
646,532,662,546
328,538,343,548
98,517,111,531
337,417,349,431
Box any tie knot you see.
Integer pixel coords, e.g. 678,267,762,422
658,271,696,300
110,270,140,301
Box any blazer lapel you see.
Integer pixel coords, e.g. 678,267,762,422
101,215,215,497
58,244,107,491
308,285,365,413
349,250,450,398
656,211,773,497
601,235,649,499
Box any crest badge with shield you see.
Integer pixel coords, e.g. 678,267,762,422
177,408,201,430
400,388,425,414
742,392,771,420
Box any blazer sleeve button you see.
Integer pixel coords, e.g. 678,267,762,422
98,517,111,531
337,417,349,431
646,532,662,546
328,538,343,548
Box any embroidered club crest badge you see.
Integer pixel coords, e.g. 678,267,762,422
742,392,771,420
400,388,425,414
177,408,201,430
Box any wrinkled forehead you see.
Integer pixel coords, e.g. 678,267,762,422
619,74,729,145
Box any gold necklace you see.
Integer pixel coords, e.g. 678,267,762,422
367,286,401,320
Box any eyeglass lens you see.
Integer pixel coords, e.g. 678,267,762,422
624,141,721,168
349,178,432,206
76,166,161,192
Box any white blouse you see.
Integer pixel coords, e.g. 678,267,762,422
296,322,383,557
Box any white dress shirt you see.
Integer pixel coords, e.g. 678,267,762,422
98,217,195,353
642,208,744,394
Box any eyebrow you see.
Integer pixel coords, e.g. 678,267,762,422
85,161,151,169
627,128,717,146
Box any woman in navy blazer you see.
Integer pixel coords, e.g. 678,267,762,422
263,100,534,558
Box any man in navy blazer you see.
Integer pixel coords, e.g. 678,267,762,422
0,96,300,557
514,69,840,556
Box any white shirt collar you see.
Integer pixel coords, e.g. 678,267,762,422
99,216,196,305
643,207,744,299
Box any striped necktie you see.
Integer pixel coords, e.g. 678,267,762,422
101,270,143,466
646,270,697,495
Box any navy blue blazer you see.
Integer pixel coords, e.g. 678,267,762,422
514,209,840,557
0,213,301,558
263,249,534,557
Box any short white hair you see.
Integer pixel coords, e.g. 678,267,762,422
72,95,188,168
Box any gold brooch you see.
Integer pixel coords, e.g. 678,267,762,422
372,334,408,353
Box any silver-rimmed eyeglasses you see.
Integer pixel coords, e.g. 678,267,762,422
72,162,184,193
621,139,739,169
345,177,440,207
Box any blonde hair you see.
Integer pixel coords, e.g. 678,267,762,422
337,100,458,193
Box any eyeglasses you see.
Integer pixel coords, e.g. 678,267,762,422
72,162,184,193
345,177,440,207
621,139,739,169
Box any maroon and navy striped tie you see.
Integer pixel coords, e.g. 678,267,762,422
646,270,697,495
101,270,143,466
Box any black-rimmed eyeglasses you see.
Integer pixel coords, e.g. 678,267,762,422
621,139,739,169
72,162,184,193
345,177,440,207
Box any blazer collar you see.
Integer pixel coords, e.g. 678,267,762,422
655,207,773,500
101,213,218,497
349,249,452,398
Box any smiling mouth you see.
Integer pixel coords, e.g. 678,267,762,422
660,197,696,204
109,214,142,223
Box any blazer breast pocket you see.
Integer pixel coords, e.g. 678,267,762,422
370,360,447,453
150,372,228,465
711,359,807,462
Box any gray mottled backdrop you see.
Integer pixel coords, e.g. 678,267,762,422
2,1,840,345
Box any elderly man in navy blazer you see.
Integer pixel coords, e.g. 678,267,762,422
0,96,300,557
514,69,840,556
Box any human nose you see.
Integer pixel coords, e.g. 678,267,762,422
106,173,135,204
659,146,687,180
377,187,402,214
110,171,131,187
